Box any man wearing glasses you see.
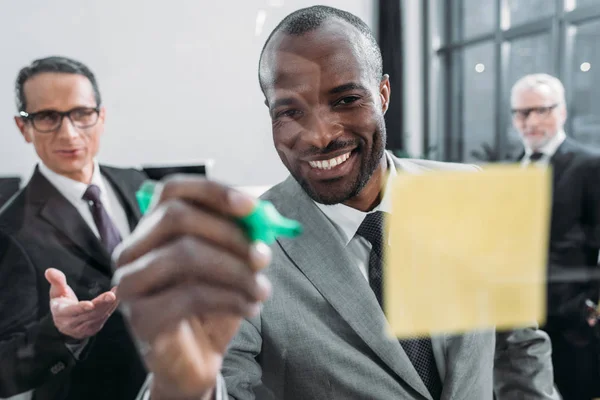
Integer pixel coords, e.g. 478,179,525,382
0,57,147,400
512,73,600,400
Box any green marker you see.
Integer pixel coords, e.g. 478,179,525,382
237,200,303,244
135,180,302,244
135,180,157,215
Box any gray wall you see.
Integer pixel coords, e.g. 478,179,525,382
0,0,377,186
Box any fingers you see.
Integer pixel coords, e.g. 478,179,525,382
51,298,94,318
45,268,72,299
92,290,117,306
157,176,255,218
110,176,273,359
117,237,271,303
115,177,256,268
126,283,262,343
116,200,253,269
52,290,118,326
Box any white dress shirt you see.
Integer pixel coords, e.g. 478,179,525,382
521,130,567,167
315,152,396,282
38,161,131,239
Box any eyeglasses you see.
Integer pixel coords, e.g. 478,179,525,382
511,104,558,122
19,106,100,133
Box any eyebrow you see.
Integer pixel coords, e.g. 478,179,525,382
269,98,296,113
328,82,369,95
269,82,369,112
511,104,558,111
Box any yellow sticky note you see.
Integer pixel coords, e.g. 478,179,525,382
384,165,551,338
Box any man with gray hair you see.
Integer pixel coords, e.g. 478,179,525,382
512,73,600,399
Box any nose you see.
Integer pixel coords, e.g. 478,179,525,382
300,108,343,149
55,115,80,140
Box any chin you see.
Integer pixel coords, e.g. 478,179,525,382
301,176,361,205
526,138,548,150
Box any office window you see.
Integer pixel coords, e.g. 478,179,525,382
462,43,496,162
507,34,552,87
507,0,555,27
456,0,496,40
427,0,600,162
575,0,600,7
571,20,600,146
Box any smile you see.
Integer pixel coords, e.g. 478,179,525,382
308,152,351,170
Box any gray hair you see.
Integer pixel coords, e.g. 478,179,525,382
510,73,566,105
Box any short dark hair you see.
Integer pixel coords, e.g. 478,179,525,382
15,56,101,112
258,5,383,91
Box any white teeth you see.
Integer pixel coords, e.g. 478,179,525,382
308,152,351,170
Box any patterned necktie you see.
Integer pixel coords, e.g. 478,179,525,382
357,211,443,400
82,184,122,255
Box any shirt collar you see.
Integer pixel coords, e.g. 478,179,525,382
524,130,566,158
315,151,396,246
38,160,109,209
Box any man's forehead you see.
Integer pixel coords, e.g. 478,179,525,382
24,73,95,110
261,22,372,93
269,52,364,88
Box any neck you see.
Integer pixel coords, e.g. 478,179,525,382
343,156,387,212
527,130,562,153
61,163,95,184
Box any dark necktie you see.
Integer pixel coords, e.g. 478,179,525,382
82,184,122,255
357,211,443,400
529,152,544,162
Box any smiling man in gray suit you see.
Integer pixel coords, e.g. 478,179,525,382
116,6,557,400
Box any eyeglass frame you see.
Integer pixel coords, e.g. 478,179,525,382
18,106,101,133
510,103,559,122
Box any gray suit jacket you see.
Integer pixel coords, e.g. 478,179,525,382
139,156,559,400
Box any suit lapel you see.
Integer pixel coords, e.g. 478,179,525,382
267,176,432,400
100,166,142,230
550,139,575,188
26,168,113,274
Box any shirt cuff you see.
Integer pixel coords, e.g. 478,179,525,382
64,338,90,359
215,373,224,400
141,373,224,400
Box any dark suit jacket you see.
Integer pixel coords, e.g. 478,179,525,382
0,165,147,400
522,138,600,341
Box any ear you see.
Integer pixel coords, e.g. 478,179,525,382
379,74,391,115
559,103,567,123
97,106,107,136
98,106,107,124
14,116,33,143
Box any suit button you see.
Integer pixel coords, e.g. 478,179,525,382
50,362,65,375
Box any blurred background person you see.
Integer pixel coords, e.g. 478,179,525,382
512,73,600,400
0,56,147,400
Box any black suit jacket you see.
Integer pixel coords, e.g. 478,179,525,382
0,165,147,400
522,138,600,340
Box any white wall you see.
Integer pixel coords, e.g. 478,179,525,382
0,0,377,186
